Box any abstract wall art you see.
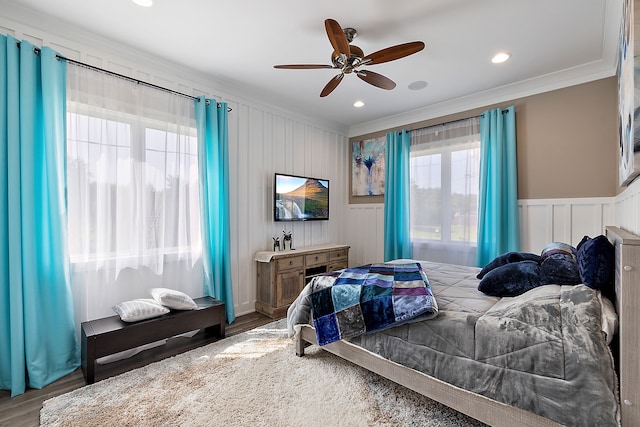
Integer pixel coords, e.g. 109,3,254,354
351,137,385,198
619,0,640,185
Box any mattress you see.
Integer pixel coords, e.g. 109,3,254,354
288,260,620,426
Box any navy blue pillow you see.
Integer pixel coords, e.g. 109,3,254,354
476,252,541,279
576,235,614,290
539,253,581,285
477,260,544,297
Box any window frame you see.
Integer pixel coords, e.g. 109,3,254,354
409,135,480,246
66,103,201,264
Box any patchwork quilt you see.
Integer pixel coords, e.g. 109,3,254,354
305,262,438,345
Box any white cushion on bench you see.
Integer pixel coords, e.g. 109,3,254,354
151,288,198,310
113,298,170,322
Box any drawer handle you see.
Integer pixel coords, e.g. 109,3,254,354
315,256,319,261
289,260,293,265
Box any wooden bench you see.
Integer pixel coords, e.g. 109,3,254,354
81,296,225,384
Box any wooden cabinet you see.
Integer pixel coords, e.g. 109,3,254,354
275,260,304,307
255,244,350,319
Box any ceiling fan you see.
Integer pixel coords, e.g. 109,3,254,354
274,19,425,97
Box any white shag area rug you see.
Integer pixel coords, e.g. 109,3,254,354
40,320,486,427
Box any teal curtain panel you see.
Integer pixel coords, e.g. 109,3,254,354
476,106,520,267
0,35,79,397
384,129,412,261
195,97,235,323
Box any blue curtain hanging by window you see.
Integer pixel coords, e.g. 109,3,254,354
0,35,79,396
476,106,520,267
194,97,235,323
384,129,412,261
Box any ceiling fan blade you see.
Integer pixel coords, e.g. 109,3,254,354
320,73,344,97
274,64,335,69
362,41,425,65
356,70,396,90
325,19,350,58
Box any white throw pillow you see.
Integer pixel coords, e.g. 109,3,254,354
113,299,170,322
150,288,198,310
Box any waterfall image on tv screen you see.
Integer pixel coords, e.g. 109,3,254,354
274,174,329,221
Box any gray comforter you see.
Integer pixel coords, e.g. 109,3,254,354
287,261,620,427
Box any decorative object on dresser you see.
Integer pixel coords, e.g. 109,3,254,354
255,244,349,319
282,230,293,250
81,297,225,384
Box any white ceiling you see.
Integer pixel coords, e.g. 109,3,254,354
3,0,623,133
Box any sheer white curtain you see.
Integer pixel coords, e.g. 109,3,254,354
409,117,480,266
66,64,203,323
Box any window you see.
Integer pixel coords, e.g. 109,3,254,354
67,112,200,262
65,64,201,277
409,118,480,266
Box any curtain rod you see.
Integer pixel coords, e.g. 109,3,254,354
20,42,231,112
394,114,483,136
479,108,510,118
58,56,232,112
394,109,510,135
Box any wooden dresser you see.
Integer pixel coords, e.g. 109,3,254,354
255,244,350,319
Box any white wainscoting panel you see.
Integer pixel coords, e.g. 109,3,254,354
347,197,617,267
616,178,640,235
519,198,615,253
344,204,385,266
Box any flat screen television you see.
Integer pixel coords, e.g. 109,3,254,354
274,173,329,221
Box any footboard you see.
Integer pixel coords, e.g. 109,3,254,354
296,325,561,427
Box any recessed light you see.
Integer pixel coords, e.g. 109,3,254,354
408,80,428,90
353,100,365,108
492,52,511,64
132,0,153,7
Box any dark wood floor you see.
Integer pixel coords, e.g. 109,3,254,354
0,311,272,427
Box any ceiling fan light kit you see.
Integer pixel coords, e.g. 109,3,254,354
274,18,425,97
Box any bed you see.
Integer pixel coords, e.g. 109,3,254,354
287,226,640,427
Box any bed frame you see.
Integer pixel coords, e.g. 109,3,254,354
295,226,640,427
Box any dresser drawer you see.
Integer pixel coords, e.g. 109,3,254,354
330,249,348,260
305,252,328,266
276,256,304,271
328,261,348,272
